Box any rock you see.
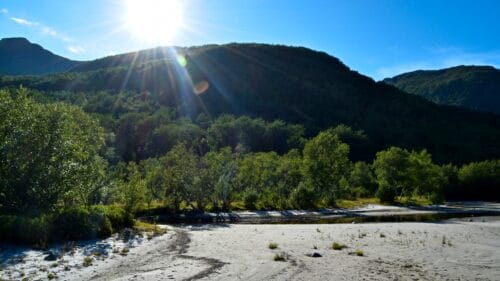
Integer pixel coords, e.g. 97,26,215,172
44,251,59,261
83,242,112,257
307,252,322,258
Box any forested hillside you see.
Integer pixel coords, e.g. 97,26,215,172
1,44,499,164
1,43,499,245
384,65,500,114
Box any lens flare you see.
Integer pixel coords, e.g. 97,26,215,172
193,81,210,95
177,54,187,67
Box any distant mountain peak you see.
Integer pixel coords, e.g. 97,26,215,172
0,37,80,76
0,37,31,43
384,65,500,114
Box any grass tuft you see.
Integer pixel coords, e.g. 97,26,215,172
273,252,287,261
121,247,130,255
268,242,278,249
83,256,93,267
355,249,364,256
332,242,347,250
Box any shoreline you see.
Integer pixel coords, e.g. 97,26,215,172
139,201,500,224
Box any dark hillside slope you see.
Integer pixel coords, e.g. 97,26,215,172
1,44,499,163
384,66,500,114
0,37,80,75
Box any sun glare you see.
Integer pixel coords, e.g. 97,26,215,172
125,0,184,44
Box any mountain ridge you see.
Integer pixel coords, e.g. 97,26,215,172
0,39,499,163
384,65,500,114
0,37,81,75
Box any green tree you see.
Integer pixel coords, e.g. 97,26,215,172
0,89,106,215
161,143,197,211
116,162,146,215
457,160,500,200
348,161,377,197
373,147,445,203
372,147,412,203
203,148,239,211
408,150,446,203
302,130,351,205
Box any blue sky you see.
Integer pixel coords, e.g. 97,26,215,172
1,0,499,80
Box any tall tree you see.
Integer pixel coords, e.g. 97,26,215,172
0,89,106,215
302,130,351,205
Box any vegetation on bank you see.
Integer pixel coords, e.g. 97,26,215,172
0,88,499,245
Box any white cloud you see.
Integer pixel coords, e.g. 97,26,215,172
41,26,71,42
1,8,8,14
9,14,73,44
68,45,85,54
10,17,38,26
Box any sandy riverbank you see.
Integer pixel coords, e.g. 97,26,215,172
2,208,500,280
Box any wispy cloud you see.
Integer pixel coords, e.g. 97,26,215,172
1,8,8,14
68,45,85,54
10,17,38,26
376,47,500,79
6,13,76,48
41,26,71,42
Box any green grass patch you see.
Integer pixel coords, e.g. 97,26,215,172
335,198,381,209
134,220,167,237
395,196,433,207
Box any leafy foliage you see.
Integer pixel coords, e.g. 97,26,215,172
302,130,351,204
0,88,106,215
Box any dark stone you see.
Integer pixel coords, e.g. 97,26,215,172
44,251,59,261
308,252,322,258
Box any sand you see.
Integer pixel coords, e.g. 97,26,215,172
2,214,500,280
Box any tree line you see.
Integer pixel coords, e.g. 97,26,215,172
0,88,499,244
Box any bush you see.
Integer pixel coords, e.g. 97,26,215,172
455,160,500,200
273,252,287,261
83,256,93,267
355,249,364,256
102,205,133,230
243,190,259,210
290,182,317,209
268,242,278,249
0,205,131,244
53,207,101,240
332,242,347,250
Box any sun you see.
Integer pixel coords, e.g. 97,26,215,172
125,0,184,44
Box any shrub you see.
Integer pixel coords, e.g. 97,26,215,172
355,249,364,256
103,205,133,230
243,190,259,210
332,242,347,250
121,247,130,255
290,182,317,209
268,242,278,249
0,205,130,245
83,256,93,267
273,253,286,261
